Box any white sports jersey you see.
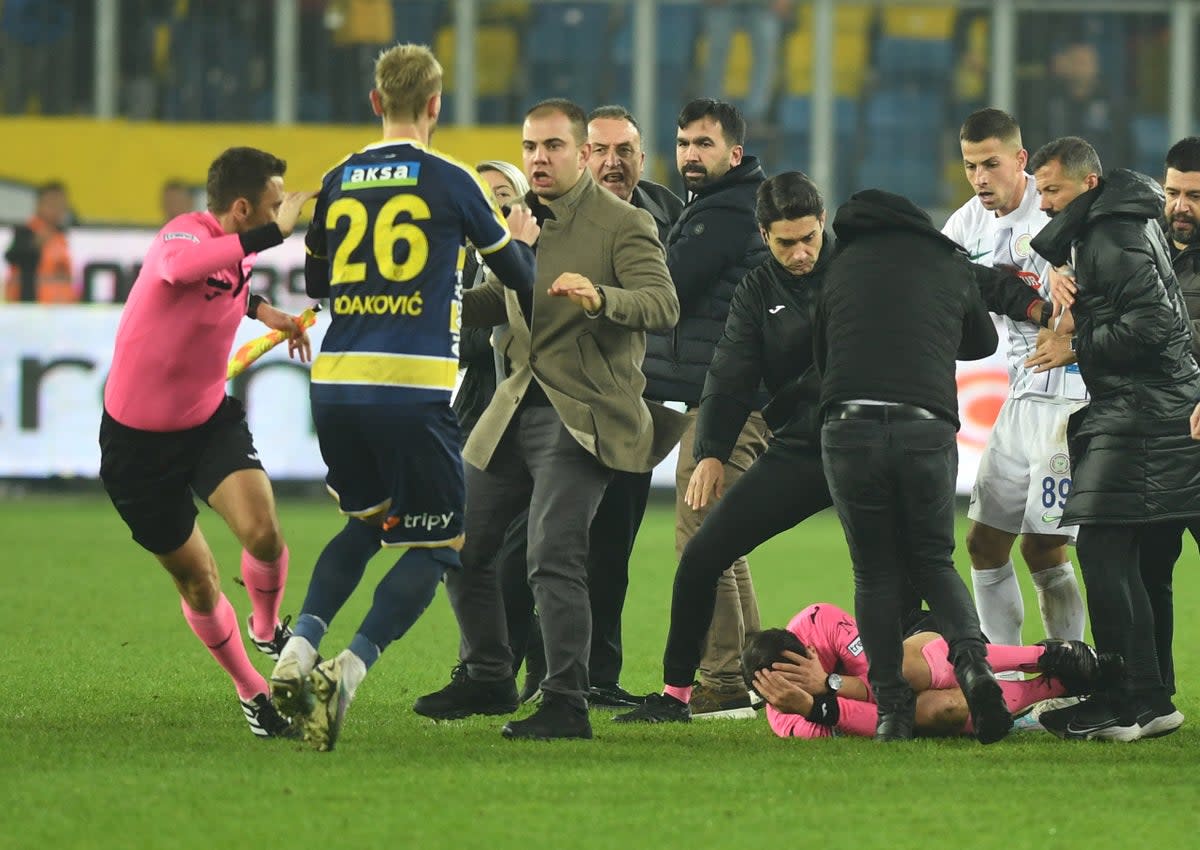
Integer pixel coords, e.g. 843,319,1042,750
943,176,1088,402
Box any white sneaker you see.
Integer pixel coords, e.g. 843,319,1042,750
1030,695,1081,720
302,652,358,752
270,637,319,719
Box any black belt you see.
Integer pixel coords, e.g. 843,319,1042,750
826,402,941,422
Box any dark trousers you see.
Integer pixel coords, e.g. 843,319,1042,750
662,440,834,687
821,415,987,710
498,470,652,686
1136,520,1200,695
445,406,611,709
1075,523,1182,700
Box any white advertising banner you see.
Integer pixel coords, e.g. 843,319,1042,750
0,304,1010,492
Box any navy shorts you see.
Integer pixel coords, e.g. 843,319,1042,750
99,396,264,555
311,400,465,548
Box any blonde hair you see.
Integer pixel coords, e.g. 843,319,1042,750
374,43,442,122
476,160,530,201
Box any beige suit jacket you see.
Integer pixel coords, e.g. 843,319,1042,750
462,171,688,473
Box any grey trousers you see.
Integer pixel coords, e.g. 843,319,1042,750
446,405,612,709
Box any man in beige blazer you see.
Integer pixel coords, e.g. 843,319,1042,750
414,98,686,740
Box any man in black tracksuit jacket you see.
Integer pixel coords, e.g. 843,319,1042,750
1028,138,1200,741
617,173,1045,726
815,188,1012,744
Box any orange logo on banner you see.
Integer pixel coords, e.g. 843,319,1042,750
956,369,1008,450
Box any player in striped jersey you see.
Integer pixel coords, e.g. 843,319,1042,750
943,109,1088,657
269,43,538,751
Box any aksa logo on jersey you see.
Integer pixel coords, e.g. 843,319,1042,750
341,162,421,189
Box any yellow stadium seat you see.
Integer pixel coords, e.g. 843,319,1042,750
881,6,957,40
795,4,874,34
695,31,754,99
481,1,530,22
434,25,519,97
784,29,869,97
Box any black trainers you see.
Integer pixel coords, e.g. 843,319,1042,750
1134,702,1185,739
247,614,293,661
1035,639,1099,694
241,693,300,739
502,696,593,740
1041,695,1141,741
587,683,646,708
413,666,519,720
957,660,1013,745
613,692,690,724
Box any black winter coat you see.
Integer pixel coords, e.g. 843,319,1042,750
643,157,768,406
632,179,684,245
815,190,999,428
1170,239,1200,361
694,239,834,461
1031,169,1200,524
452,254,494,437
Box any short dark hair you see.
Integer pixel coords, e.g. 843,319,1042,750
741,629,809,693
677,98,746,146
959,107,1022,148
526,98,587,145
1029,136,1102,180
162,178,189,193
588,104,641,135
1165,137,1200,174
36,181,66,199
756,171,824,230
206,147,287,214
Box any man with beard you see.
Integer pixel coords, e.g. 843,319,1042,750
640,98,771,719
1027,137,1199,740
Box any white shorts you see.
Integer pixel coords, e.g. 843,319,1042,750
967,397,1088,539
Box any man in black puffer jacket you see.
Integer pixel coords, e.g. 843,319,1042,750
1028,137,1200,742
641,99,772,717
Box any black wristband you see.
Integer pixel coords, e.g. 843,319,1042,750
239,222,284,255
1039,301,1053,328
805,692,841,727
246,293,267,319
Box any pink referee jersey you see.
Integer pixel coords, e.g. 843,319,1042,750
105,212,260,431
767,603,879,739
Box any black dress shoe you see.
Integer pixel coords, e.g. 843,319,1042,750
875,708,915,742
957,660,1013,744
588,683,646,708
502,695,593,740
413,665,519,720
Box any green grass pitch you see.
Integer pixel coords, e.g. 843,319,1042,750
3,494,1199,850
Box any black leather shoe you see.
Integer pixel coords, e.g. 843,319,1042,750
413,665,519,720
613,692,690,724
588,683,646,708
874,708,915,742
502,696,593,740
957,660,1013,744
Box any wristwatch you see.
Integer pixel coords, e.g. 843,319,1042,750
1069,336,1077,353
825,673,843,694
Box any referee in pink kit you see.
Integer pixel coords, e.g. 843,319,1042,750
100,147,314,738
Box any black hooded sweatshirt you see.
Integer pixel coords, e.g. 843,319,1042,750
815,190,999,428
